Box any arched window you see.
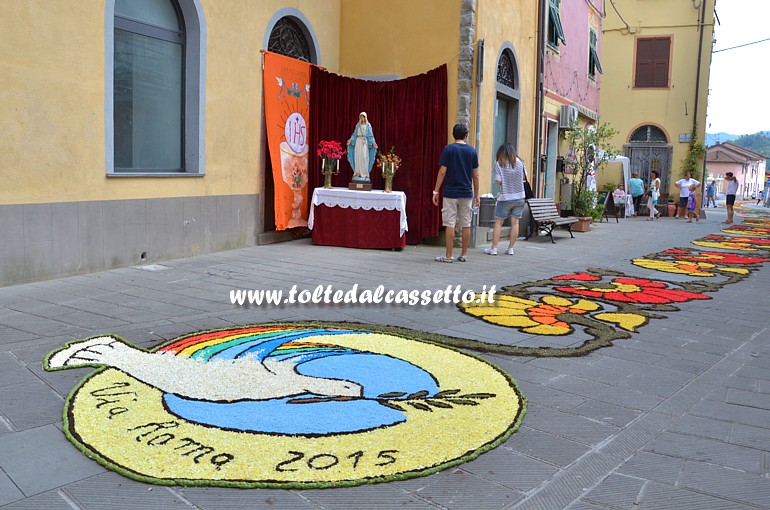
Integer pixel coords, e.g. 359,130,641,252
497,51,516,89
107,0,205,174
268,17,312,62
630,125,668,143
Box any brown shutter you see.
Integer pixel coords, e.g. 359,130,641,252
635,39,653,87
651,38,671,87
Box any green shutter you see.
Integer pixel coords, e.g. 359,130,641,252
589,30,602,74
590,47,603,74
549,0,567,46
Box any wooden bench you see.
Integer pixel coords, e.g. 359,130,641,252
525,198,579,243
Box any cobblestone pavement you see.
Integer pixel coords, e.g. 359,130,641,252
1,205,769,509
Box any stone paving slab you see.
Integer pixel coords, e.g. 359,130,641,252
180,487,319,510
1,207,769,509
0,425,105,496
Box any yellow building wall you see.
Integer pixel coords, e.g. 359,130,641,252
338,0,460,157
474,0,537,194
600,0,715,196
1,0,540,203
0,0,342,205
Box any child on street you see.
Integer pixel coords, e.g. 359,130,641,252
686,184,700,223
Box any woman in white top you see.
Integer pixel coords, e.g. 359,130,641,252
674,172,700,219
484,143,527,256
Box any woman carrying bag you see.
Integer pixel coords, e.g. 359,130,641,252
484,143,529,256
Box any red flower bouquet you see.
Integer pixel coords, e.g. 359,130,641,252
317,140,346,160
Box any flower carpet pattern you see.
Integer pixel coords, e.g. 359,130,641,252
457,221,770,357
41,215,770,488
44,326,525,488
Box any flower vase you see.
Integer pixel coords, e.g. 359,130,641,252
322,158,336,189
384,174,393,193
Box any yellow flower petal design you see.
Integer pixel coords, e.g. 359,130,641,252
483,315,539,328
571,299,601,311
541,296,600,311
594,313,646,332
632,258,714,276
720,267,749,274
542,295,572,307
461,305,523,317
525,324,572,335
490,295,539,309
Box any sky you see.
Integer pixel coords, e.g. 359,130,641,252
705,0,770,135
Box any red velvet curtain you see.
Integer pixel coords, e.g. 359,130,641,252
309,65,447,244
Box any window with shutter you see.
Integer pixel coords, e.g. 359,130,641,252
547,0,566,48
634,37,671,88
589,29,602,78
652,38,670,87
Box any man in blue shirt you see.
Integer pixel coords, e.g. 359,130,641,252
432,124,480,262
706,180,716,208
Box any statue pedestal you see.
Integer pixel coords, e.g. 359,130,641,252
348,181,372,191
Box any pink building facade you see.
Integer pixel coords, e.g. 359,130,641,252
541,0,603,202
543,0,602,115
706,142,767,199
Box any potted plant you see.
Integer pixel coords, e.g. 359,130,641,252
564,121,620,231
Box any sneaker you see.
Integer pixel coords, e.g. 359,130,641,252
484,247,498,256
505,248,515,255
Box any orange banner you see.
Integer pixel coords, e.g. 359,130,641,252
264,52,311,230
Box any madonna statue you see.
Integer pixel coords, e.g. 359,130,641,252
347,112,378,181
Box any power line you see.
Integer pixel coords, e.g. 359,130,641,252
608,0,630,30
713,37,770,53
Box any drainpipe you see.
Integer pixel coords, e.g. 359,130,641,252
692,0,707,129
693,0,708,201
533,0,546,197
475,39,484,150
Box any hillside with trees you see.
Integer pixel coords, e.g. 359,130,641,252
731,132,770,157
705,132,739,146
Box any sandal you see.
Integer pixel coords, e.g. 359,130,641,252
435,256,454,263
457,255,467,262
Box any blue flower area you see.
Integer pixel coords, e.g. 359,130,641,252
163,329,439,435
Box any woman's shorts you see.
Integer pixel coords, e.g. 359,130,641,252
679,197,689,208
726,194,736,206
495,199,526,219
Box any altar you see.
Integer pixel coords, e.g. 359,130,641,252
308,188,408,249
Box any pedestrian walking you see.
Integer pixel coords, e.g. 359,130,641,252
484,143,527,256
705,180,717,208
647,170,661,221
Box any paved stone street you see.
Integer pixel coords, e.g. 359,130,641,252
1,206,769,510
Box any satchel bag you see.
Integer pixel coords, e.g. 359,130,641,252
523,179,534,199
